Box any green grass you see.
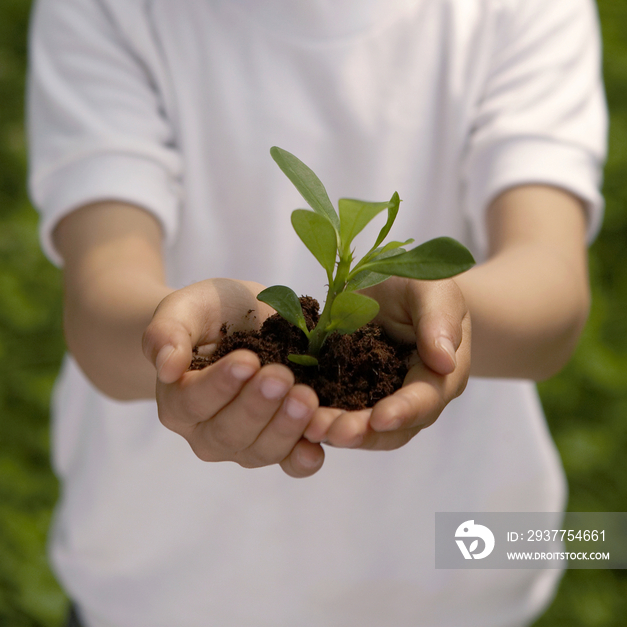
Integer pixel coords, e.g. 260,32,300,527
0,1,626,625
0,1,67,624
532,2,627,624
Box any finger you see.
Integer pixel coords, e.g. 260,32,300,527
304,407,344,443
410,279,469,375
280,439,325,478
193,363,295,457
142,286,220,384
245,384,319,465
320,407,420,451
369,364,445,432
323,409,372,448
345,423,422,451
157,349,261,433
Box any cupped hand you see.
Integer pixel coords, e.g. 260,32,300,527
142,278,325,477
304,276,471,450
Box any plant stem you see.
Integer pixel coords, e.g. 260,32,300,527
307,295,334,356
307,255,352,356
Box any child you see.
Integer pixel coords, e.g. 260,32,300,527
28,0,606,625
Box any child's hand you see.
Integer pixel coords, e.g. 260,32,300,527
304,276,471,450
142,278,324,477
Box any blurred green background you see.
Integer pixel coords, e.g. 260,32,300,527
0,0,626,625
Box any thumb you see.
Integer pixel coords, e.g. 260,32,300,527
411,279,469,376
142,289,210,384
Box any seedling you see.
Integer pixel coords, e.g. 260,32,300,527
257,147,476,366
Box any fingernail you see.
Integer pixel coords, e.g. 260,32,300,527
372,414,402,432
380,418,402,432
285,397,311,421
436,337,457,368
260,377,290,401
230,363,256,381
156,344,175,378
296,447,320,469
195,342,218,357
347,433,364,448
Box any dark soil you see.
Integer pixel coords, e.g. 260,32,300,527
189,296,413,411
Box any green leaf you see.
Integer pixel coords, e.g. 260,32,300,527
375,238,414,256
328,291,380,335
338,198,390,254
288,354,319,366
257,285,310,336
270,147,340,231
363,237,476,280
346,244,410,291
372,192,401,250
291,210,337,274
345,269,390,291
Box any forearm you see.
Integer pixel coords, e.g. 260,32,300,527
63,269,173,400
56,202,173,400
456,243,589,380
456,185,590,381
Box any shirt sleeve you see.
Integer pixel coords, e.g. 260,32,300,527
27,0,182,267
463,0,608,256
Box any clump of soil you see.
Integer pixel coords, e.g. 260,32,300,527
189,296,413,411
